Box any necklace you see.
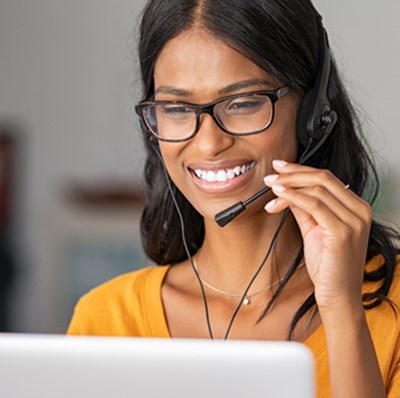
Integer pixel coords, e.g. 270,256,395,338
193,260,305,306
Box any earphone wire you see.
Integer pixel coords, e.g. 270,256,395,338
151,142,214,339
150,137,315,339
224,138,316,339
223,208,289,339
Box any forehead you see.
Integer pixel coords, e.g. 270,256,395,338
153,29,275,100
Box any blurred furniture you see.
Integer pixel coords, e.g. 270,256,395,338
42,183,148,333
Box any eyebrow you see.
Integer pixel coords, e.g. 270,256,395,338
218,79,274,95
154,78,274,97
154,86,190,96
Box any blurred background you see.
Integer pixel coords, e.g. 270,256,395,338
0,0,399,334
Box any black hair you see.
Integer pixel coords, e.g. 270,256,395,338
137,0,399,338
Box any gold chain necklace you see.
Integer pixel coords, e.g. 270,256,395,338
193,260,305,305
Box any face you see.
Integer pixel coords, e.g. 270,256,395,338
153,29,300,222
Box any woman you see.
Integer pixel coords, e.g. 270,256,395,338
68,0,400,396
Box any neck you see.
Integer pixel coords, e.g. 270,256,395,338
195,209,303,294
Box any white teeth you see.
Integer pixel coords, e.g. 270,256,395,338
206,171,217,182
193,162,255,182
227,169,235,179
216,170,227,182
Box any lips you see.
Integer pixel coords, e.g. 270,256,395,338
190,161,256,183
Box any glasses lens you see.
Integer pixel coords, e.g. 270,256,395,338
143,104,196,140
215,94,273,134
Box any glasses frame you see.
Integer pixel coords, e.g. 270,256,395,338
135,86,290,143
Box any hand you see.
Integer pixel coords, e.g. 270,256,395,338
263,160,372,313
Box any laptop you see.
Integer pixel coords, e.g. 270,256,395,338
0,333,315,398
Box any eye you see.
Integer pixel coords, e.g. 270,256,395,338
161,104,193,116
225,96,269,114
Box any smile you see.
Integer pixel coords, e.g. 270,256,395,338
192,161,256,183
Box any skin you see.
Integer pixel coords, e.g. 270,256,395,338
154,28,385,397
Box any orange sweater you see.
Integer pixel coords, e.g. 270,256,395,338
68,256,400,397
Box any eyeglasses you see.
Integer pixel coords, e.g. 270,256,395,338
135,86,290,142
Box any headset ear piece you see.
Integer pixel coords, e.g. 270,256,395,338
297,88,330,148
296,19,337,155
297,91,315,148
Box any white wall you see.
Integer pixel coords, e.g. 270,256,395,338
315,1,400,169
0,0,399,332
0,0,148,332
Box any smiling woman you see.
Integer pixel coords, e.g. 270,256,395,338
67,1,400,397
151,29,300,220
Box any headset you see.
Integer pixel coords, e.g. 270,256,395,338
297,17,338,149
215,15,338,227
144,15,338,339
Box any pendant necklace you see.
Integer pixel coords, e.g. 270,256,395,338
193,260,305,306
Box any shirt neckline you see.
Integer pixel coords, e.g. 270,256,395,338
143,264,326,346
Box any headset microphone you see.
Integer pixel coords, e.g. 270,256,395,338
215,17,338,227
142,15,336,340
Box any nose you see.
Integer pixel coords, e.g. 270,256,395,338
193,114,235,157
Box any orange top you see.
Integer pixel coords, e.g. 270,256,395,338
67,256,400,397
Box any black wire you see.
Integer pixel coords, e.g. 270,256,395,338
223,138,315,339
151,143,214,339
151,137,315,340
223,209,290,339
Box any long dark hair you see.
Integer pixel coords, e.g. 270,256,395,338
137,0,399,337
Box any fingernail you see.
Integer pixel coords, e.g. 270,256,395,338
264,174,278,184
265,199,276,211
272,184,286,193
272,160,288,168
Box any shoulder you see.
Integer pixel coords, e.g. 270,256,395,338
76,265,169,309
389,255,400,302
364,254,400,303
363,255,400,347
67,265,170,336
357,256,400,388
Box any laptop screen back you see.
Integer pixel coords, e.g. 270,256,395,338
0,334,315,398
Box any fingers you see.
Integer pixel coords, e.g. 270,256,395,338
266,185,350,222
267,185,370,242
263,161,371,310
263,160,372,224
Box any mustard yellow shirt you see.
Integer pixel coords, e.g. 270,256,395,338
67,256,400,397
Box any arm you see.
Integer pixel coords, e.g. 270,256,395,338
320,300,385,397
264,160,386,398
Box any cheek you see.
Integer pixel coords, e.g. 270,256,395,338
251,119,299,164
276,123,299,161
158,143,187,189
159,145,205,214
267,96,300,161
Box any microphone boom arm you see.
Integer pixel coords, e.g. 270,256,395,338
214,113,337,228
